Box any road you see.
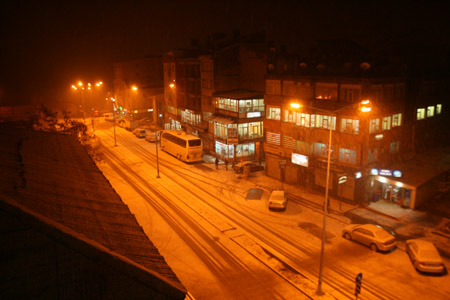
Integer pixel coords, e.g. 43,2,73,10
91,120,450,300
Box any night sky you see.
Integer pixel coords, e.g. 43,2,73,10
1,0,449,107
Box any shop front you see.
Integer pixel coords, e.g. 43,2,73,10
215,140,260,162
369,175,415,209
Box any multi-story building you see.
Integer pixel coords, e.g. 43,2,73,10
162,49,203,134
113,56,164,127
201,32,267,161
264,40,413,206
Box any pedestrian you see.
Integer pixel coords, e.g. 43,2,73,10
215,157,219,170
225,160,228,170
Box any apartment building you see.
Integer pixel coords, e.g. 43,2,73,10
162,49,203,134
201,32,267,161
264,40,413,205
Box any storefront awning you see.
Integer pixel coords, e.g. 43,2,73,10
207,115,236,124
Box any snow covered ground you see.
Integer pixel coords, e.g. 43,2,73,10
92,120,450,300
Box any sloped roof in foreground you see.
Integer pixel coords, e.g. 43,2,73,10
0,125,186,299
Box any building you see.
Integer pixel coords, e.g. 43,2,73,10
113,56,164,127
264,40,413,206
201,32,267,161
162,48,203,134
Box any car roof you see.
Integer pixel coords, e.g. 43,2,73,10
271,190,285,196
408,239,436,249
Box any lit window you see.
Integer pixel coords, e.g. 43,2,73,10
392,113,402,127
314,142,334,159
382,116,391,131
436,104,442,114
340,118,359,134
369,118,380,134
339,148,357,164
417,108,425,120
313,114,336,130
267,106,280,120
315,83,338,100
427,106,435,117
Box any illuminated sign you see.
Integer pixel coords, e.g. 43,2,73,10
375,134,384,140
338,175,347,184
379,169,393,176
246,111,261,118
393,170,402,178
292,153,308,167
371,168,403,178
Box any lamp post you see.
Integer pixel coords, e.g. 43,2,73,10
317,100,371,295
155,131,161,178
107,96,117,147
72,81,103,125
290,100,371,295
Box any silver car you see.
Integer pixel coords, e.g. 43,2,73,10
342,224,396,252
268,190,287,211
406,239,445,273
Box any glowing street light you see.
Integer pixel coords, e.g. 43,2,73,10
291,99,372,294
71,80,103,124
316,99,372,295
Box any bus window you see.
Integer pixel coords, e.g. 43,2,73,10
189,139,202,147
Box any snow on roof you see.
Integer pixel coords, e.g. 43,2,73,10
387,147,450,187
0,126,186,297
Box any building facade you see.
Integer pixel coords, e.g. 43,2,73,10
263,41,413,206
202,32,268,161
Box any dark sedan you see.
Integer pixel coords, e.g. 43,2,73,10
233,161,264,173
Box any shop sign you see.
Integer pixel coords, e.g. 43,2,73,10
379,169,392,176
338,174,347,184
246,111,261,118
291,153,308,167
375,134,384,140
393,170,402,178
370,168,403,178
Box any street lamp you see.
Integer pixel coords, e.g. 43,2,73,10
71,81,103,125
155,131,161,178
291,100,371,295
316,99,371,295
107,96,117,147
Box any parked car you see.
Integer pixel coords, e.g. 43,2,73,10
133,128,147,138
342,224,396,252
406,239,445,273
233,161,264,174
144,130,157,142
268,190,287,211
102,113,114,122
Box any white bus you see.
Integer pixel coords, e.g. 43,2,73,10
160,130,203,163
